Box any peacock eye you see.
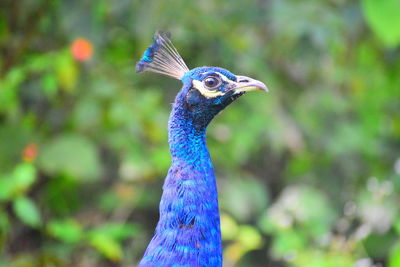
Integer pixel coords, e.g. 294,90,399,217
203,76,222,90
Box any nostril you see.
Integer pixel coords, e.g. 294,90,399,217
236,76,252,83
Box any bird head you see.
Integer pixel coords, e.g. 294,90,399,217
137,31,268,127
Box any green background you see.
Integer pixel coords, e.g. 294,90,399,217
1,0,400,266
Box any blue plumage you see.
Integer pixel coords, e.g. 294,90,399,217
137,32,268,267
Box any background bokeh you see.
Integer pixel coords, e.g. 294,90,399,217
1,0,400,266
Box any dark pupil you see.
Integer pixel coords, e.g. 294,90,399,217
205,77,217,88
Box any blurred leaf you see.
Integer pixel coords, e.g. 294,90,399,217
39,134,101,180
88,233,122,261
0,68,24,113
0,177,14,201
86,222,139,261
43,176,81,216
41,73,59,97
362,0,400,46
90,222,140,241
237,225,262,250
395,218,400,235
389,242,400,267
271,229,306,258
294,249,354,267
13,196,41,228
12,162,37,194
362,232,397,258
0,163,36,201
56,51,78,92
221,213,239,240
224,225,262,266
47,219,83,244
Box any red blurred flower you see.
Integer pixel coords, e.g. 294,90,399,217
22,143,39,162
71,38,93,62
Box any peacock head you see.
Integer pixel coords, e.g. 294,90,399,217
136,31,268,127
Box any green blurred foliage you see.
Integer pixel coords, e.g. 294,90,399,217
0,0,399,266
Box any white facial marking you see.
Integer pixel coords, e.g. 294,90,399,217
192,80,225,98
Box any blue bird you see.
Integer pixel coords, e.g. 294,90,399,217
137,31,268,267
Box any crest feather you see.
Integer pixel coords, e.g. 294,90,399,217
136,31,189,80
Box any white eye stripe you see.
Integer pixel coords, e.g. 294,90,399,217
218,74,230,83
192,80,224,98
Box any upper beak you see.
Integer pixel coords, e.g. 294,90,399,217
233,75,269,94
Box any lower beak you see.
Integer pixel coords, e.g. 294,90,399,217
233,75,269,94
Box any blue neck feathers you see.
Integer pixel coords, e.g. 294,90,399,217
139,85,222,267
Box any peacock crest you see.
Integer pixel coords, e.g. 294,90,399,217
136,31,189,80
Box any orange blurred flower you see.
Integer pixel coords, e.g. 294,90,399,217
22,143,39,162
71,38,93,61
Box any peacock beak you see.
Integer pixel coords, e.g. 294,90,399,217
232,75,269,94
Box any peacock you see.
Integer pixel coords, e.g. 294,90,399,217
136,31,268,267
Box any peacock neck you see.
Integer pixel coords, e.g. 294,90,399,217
168,104,207,161
139,94,222,266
